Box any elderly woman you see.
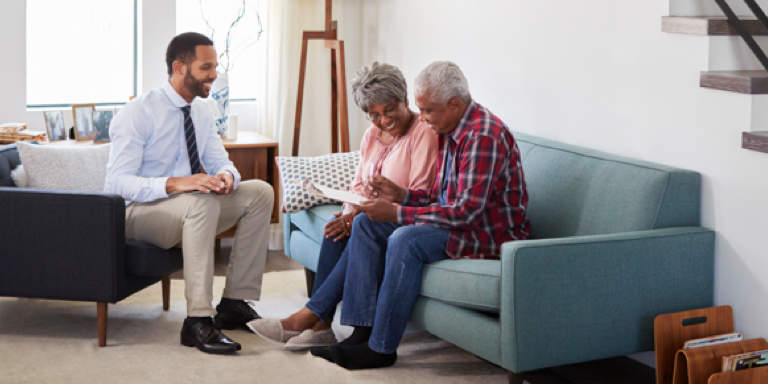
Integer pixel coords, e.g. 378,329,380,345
248,62,438,349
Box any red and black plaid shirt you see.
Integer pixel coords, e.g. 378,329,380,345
397,101,530,259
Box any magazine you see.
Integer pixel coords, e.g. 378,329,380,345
683,332,743,349
722,349,768,372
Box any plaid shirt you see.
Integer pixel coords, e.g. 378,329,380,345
396,101,530,259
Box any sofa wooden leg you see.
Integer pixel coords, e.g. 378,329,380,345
162,276,170,311
97,302,107,347
304,268,315,298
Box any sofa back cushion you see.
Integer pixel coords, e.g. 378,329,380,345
0,144,21,187
16,141,111,192
515,132,700,239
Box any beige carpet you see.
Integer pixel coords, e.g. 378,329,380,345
0,253,507,384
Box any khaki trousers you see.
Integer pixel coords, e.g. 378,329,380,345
125,180,274,317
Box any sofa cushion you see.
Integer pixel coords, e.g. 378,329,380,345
421,259,501,313
125,240,182,277
287,204,342,244
514,132,700,239
16,141,110,192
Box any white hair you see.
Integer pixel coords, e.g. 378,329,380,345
414,61,471,104
351,62,408,112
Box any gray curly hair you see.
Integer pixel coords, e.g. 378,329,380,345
351,62,408,113
414,61,471,104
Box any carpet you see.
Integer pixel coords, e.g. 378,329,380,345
0,258,508,383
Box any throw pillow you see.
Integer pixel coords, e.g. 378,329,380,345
16,141,111,192
276,151,360,213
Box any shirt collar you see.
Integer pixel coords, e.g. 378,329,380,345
449,100,477,142
162,80,190,109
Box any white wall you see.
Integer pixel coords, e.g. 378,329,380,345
360,0,768,340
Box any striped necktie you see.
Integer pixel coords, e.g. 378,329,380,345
180,105,201,174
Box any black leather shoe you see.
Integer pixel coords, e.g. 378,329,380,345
180,317,241,354
214,298,261,330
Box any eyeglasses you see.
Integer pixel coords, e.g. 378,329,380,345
365,104,399,122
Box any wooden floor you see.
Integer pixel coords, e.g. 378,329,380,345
509,357,655,384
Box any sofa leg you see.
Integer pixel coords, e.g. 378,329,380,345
304,268,315,298
162,276,170,311
97,302,107,347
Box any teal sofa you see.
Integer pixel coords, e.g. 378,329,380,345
282,132,714,373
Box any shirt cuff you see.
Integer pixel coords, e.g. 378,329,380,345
396,205,409,225
402,189,412,205
154,176,170,200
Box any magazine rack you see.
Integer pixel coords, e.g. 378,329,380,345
708,365,768,383
655,305,768,384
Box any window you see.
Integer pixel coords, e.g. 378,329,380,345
26,0,136,107
176,0,265,100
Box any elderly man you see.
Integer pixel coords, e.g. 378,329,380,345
310,61,530,369
105,32,274,354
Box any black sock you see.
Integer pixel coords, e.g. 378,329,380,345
310,346,334,362
332,343,396,370
185,316,211,325
339,326,372,346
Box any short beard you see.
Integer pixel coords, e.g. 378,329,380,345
183,70,210,99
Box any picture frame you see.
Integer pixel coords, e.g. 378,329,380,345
72,104,95,141
92,110,114,144
42,110,67,141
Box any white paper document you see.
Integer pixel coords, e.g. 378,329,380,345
312,182,368,205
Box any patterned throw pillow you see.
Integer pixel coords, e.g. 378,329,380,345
276,151,360,213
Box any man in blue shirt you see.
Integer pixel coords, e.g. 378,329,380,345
105,32,274,355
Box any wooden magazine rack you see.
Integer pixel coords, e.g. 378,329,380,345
292,0,350,156
654,305,768,384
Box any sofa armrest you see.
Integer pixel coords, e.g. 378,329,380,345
0,187,127,302
499,227,715,373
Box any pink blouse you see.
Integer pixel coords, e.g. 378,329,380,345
345,116,438,212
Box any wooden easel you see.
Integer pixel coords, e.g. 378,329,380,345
292,0,350,157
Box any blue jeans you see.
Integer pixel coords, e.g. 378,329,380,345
340,215,449,354
305,215,399,321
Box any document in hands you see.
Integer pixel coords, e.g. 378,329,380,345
304,179,368,205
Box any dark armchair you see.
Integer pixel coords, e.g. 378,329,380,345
0,143,182,346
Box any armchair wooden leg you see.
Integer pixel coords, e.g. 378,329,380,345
304,268,315,298
162,276,170,311
97,302,107,347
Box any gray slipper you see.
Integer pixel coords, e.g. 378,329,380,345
285,328,338,351
246,318,300,344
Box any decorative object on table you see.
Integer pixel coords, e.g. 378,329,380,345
43,111,67,141
198,0,263,138
92,110,114,144
72,104,96,141
275,151,360,213
0,122,45,144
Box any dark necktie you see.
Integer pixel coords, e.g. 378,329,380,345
181,105,201,174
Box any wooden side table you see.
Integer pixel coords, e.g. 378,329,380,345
218,132,280,239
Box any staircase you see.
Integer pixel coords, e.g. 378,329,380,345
663,0,768,152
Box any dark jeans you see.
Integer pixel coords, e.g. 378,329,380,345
307,214,449,354
305,215,399,321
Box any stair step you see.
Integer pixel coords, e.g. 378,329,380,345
742,131,768,152
662,16,768,35
700,70,768,94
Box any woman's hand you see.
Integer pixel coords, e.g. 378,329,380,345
323,211,357,242
366,176,406,203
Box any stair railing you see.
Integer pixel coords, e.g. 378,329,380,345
715,0,768,70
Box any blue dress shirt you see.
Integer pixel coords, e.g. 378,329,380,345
104,81,241,204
